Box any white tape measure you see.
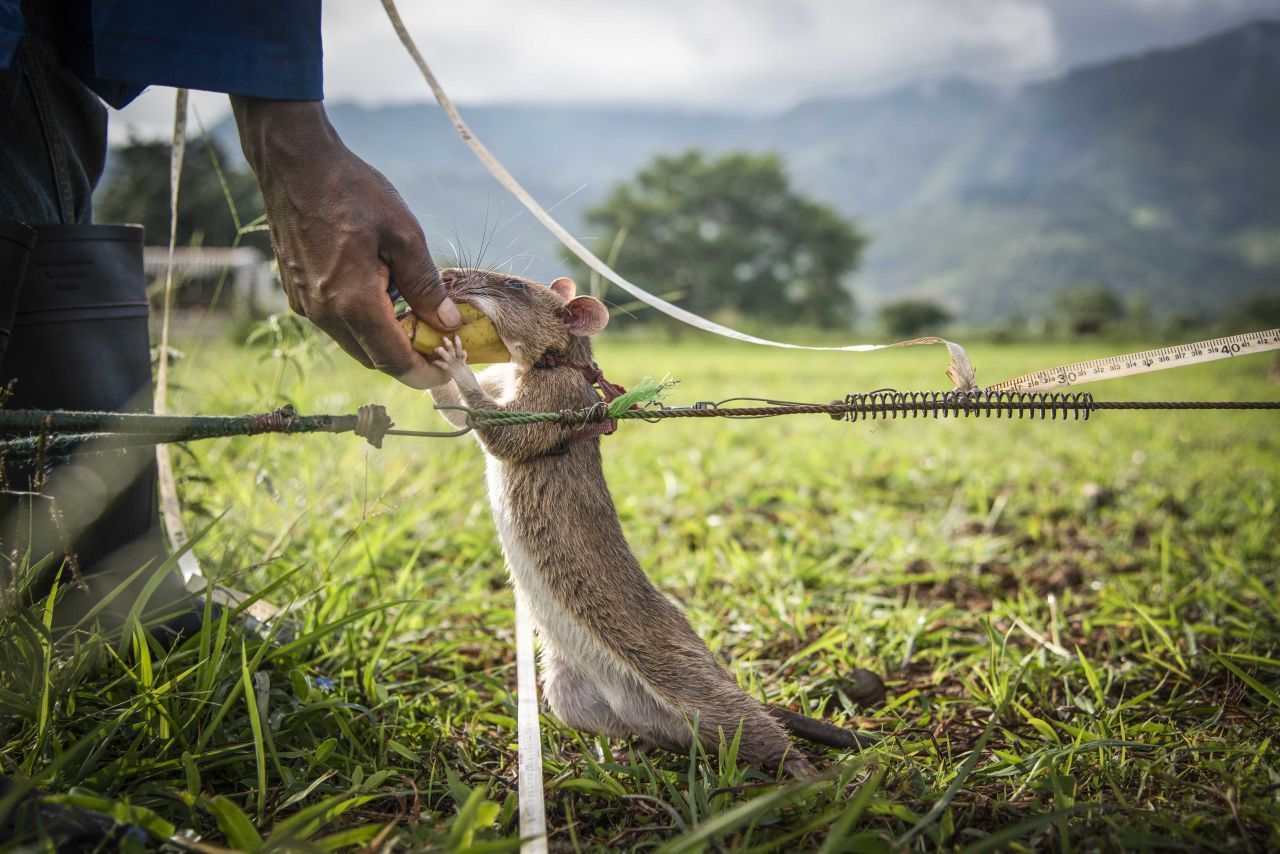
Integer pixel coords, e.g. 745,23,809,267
514,595,548,853
987,328,1280,393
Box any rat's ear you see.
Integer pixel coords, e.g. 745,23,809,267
549,277,577,300
563,295,609,336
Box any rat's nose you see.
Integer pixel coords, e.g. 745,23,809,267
439,268,469,298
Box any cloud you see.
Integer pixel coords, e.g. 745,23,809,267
106,0,1276,141
107,89,231,144
1041,0,1279,71
323,0,1058,110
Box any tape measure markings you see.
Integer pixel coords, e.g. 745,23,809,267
987,328,1280,393
514,594,548,853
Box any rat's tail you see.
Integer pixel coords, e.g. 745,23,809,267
766,706,878,750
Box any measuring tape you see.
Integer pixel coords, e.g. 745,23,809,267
987,328,1280,392
514,596,548,853
156,89,204,587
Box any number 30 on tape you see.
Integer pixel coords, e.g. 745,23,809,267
986,329,1280,393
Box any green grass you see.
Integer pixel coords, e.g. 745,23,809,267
3,329,1279,850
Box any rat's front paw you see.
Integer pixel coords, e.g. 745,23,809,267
430,335,473,381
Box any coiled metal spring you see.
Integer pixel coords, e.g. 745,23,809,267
831,390,1096,422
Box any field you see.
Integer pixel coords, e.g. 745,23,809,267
3,330,1280,850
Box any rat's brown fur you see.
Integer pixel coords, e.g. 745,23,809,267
428,268,852,776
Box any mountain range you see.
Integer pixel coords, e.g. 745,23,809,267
212,19,1280,322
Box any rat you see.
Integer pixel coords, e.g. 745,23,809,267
424,268,878,777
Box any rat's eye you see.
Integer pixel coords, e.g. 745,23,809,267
503,278,527,290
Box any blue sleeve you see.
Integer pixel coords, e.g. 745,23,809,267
0,0,21,69
89,0,323,107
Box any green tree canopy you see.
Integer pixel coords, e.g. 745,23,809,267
878,299,953,338
94,137,265,248
1053,284,1125,335
568,150,865,327
1228,291,1280,330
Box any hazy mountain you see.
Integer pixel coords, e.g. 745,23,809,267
211,19,1280,322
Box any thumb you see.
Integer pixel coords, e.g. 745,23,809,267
388,230,462,332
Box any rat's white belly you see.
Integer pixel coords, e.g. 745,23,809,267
485,459,672,715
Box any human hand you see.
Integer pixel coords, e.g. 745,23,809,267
231,97,459,388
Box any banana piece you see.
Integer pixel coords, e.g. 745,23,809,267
400,303,510,364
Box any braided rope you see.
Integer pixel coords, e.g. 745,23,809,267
2,396,1278,463
1091,401,1280,410
457,396,1280,428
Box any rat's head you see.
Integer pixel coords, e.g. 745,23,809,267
440,268,609,365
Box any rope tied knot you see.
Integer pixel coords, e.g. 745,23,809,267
354,404,394,448
554,401,611,427
535,350,630,443
246,405,299,435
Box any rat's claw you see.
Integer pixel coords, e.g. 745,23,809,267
428,336,472,381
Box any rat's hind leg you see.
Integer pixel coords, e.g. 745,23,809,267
694,698,817,777
606,673,817,775
542,658,695,763
547,662,816,777
632,675,817,777
541,650,631,739
543,651,698,755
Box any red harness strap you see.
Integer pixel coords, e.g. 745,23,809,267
534,352,627,445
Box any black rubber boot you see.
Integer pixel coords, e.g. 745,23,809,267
0,219,37,371
0,223,200,641
0,775,146,852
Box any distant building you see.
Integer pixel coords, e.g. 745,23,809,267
142,246,284,316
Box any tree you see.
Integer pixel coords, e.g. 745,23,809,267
94,137,266,248
878,299,953,338
1228,292,1280,330
1053,284,1125,335
568,150,865,327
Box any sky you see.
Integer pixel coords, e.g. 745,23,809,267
109,0,1280,142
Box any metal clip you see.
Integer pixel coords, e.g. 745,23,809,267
359,402,473,442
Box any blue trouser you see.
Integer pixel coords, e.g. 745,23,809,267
0,6,196,635
0,0,106,225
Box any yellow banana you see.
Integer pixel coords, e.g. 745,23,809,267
400,303,510,364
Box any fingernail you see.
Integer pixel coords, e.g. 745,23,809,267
436,298,462,329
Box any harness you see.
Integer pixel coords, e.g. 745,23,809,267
533,351,627,454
